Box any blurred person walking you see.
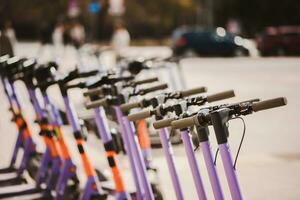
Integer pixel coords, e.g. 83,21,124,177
0,23,14,56
3,21,17,51
37,21,54,62
70,20,86,70
70,21,85,49
111,21,130,59
52,21,64,62
62,22,72,47
53,22,64,49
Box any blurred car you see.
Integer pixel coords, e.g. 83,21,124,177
171,26,249,57
256,26,300,56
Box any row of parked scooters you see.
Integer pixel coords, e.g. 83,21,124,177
0,54,287,200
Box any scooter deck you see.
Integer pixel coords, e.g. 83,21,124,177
0,167,16,174
0,192,45,200
0,176,26,187
0,172,19,181
0,184,44,199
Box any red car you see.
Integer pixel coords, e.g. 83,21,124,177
256,26,300,56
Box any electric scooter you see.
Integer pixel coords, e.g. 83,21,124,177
128,90,235,200
170,97,287,200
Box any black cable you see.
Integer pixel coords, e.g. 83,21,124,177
213,148,219,166
233,116,246,170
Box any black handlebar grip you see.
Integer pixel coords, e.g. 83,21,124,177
180,87,207,97
207,90,235,103
127,110,152,121
35,80,57,89
120,76,135,81
120,102,142,112
134,77,159,85
85,98,108,109
252,97,287,112
153,117,176,129
83,88,102,97
142,83,168,94
66,82,86,89
171,115,199,129
239,98,260,104
79,70,99,78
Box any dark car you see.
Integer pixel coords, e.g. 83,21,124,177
256,26,300,56
172,26,249,57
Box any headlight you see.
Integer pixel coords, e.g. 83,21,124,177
234,36,244,46
216,27,226,37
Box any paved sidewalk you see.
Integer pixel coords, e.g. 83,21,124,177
0,43,299,199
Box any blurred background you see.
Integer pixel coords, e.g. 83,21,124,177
0,0,300,199
0,0,300,56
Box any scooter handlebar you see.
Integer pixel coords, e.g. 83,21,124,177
170,97,287,129
140,83,168,95
171,115,199,129
180,86,207,97
85,77,159,96
133,77,159,85
153,117,176,129
120,101,141,112
207,90,235,103
64,69,98,83
83,88,102,97
78,70,99,78
127,109,152,121
85,98,108,109
252,97,287,112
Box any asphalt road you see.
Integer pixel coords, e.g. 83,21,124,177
0,43,299,199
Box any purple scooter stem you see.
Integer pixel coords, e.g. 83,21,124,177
55,158,77,199
81,176,103,200
122,115,154,200
28,88,61,187
94,107,130,200
114,106,144,199
62,95,105,200
63,96,82,131
10,85,36,177
35,148,52,186
0,86,56,198
4,79,23,167
1,78,14,106
39,95,62,191
210,109,243,200
219,144,243,200
2,79,31,170
158,128,184,199
16,137,35,176
132,95,153,170
43,95,78,199
196,126,224,200
46,157,62,191
201,141,224,200
94,107,112,143
9,130,23,168
8,80,22,109
28,89,53,186
180,130,207,200
2,81,36,177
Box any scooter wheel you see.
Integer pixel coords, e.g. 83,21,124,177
151,184,164,200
